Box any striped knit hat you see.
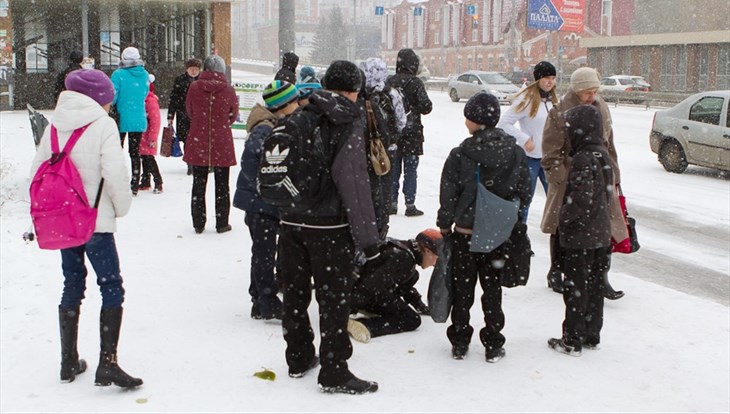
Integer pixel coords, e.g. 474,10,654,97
296,81,322,100
263,80,299,112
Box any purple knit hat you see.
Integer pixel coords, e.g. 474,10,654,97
64,69,115,106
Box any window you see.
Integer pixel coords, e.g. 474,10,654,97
675,47,687,91
689,96,724,126
467,56,472,70
717,45,730,90
698,45,709,91
24,20,47,73
472,26,478,42
458,74,470,82
660,47,674,91
435,9,440,21
477,56,483,70
434,32,440,45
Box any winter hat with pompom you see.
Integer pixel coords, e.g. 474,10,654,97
463,92,501,127
64,69,115,106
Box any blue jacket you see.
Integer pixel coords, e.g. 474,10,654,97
233,104,279,219
111,65,149,133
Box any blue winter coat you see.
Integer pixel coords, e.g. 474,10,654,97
232,104,279,219
111,65,150,133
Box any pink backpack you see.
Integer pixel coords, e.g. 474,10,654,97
30,124,103,250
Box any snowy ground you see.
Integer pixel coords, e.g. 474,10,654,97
1,70,728,413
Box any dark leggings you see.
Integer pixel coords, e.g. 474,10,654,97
121,132,142,190
191,166,230,230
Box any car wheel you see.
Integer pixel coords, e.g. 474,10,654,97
659,140,688,173
449,89,460,102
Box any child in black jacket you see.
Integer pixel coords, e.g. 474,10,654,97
548,104,614,357
347,229,441,343
437,92,531,363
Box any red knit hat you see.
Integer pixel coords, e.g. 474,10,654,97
416,229,443,253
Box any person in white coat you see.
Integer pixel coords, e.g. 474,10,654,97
30,69,143,388
497,61,561,293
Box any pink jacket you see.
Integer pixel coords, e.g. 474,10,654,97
140,91,161,156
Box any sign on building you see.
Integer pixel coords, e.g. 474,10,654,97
232,82,266,131
375,6,384,16
466,4,477,16
527,0,584,32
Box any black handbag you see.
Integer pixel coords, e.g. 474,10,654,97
499,221,534,288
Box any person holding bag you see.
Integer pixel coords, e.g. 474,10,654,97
436,92,531,363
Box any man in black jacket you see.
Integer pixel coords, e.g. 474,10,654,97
53,50,84,103
167,58,201,174
386,48,433,217
347,229,439,343
274,51,298,84
278,60,380,395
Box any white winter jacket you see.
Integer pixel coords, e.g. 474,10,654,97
31,91,132,233
497,93,553,159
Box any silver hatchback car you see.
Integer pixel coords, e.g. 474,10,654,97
447,71,520,104
649,90,730,173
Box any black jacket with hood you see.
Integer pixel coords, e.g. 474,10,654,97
558,105,613,249
386,48,432,156
274,52,299,84
279,90,380,252
437,127,532,231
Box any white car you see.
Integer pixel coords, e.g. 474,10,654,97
447,71,520,104
649,90,730,173
600,75,649,92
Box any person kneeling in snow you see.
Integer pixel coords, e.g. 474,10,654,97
347,229,441,343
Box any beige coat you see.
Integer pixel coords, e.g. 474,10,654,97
540,90,629,241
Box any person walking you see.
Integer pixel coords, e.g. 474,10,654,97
277,61,380,395
184,54,239,234
233,80,299,320
110,46,149,196
274,51,298,84
53,50,84,102
497,61,562,292
548,104,614,356
139,74,163,194
386,48,432,217
167,58,202,175
437,92,531,363
31,69,142,388
541,67,629,300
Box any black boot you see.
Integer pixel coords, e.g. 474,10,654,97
604,276,625,300
59,307,87,382
546,267,564,294
94,307,143,388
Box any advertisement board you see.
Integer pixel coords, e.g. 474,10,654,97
527,0,584,32
232,82,266,131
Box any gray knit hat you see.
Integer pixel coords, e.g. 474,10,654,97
570,67,601,92
203,54,226,74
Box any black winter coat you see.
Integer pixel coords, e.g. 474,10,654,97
559,105,613,249
167,72,198,141
279,90,379,252
53,63,82,103
437,128,532,231
274,52,298,84
386,49,432,156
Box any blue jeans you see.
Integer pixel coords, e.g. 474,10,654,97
59,233,125,310
522,157,548,221
391,154,419,206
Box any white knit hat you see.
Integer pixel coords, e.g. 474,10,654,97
121,47,141,61
570,67,601,92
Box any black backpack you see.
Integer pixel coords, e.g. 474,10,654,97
367,90,398,148
256,109,343,208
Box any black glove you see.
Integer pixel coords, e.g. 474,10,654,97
361,243,384,276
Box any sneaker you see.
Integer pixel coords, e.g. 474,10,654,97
347,319,371,343
547,337,582,357
153,185,163,194
194,227,204,234
405,206,424,217
485,347,506,363
319,375,378,395
452,344,469,360
288,356,319,378
250,303,262,320
216,225,232,234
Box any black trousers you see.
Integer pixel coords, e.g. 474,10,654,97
560,246,610,348
278,224,355,387
245,212,281,317
447,232,505,353
140,155,163,188
191,166,230,230
357,293,421,338
121,132,142,190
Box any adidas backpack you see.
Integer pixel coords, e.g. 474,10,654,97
30,124,103,250
257,109,341,208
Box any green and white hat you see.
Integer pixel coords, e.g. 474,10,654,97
263,80,299,112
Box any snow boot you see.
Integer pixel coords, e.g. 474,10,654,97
319,375,379,394
405,205,424,217
94,307,143,388
547,337,582,357
604,277,625,300
452,343,469,360
485,347,506,363
59,307,87,383
546,267,564,294
288,355,319,378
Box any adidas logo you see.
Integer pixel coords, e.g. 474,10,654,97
260,165,288,174
265,144,289,165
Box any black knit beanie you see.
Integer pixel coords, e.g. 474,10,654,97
464,92,501,127
533,61,557,81
322,60,362,92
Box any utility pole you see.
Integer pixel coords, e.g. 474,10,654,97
278,0,295,66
